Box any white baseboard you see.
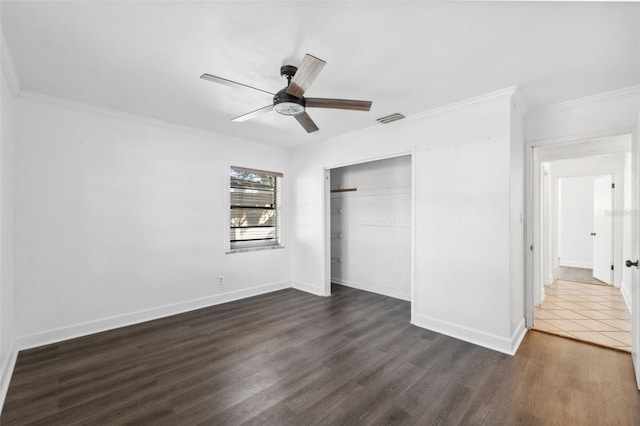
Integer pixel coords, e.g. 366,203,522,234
546,274,554,286
331,278,410,301
412,314,527,356
291,281,327,297
510,319,528,354
621,282,632,314
0,340,18,415
17,281,290,351
559,260,592,269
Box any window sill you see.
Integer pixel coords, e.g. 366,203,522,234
226,245,285,254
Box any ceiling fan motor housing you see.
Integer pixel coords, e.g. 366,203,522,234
273,88,305,116
280,65,298,79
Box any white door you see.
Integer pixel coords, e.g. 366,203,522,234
592,175,613,284
630,130,640,390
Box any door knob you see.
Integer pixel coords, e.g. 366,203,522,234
590,232,596,236
626,259,639,268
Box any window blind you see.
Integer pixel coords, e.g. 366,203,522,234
230,167,281,249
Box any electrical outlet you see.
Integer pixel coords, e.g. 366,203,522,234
218,276,224,285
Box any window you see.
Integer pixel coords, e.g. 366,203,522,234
229,166,282,251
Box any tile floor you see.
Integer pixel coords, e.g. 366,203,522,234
534,279,631,352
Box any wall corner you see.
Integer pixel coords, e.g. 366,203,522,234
0,27,22,97
0,340,18,415
510,86,529,119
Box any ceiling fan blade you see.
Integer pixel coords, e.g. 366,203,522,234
286,54,326,98
294,112,319,133
231,105,273,122
200,74,274,96
305,98,372,111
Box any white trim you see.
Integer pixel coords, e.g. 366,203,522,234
323,168,331,297
533,134,633,159
525,143,535,327
0,340,18,415
16,281,290,350
528,86,640,116
0,28,21,96
291,281,327,297
510,319,528,355
226,244,285,255
526,127,635,146
558,260,593,269
546,274,554,286
403,86,519,123
412,314,527,356
17,91,282,152
621,281,632,314
331,278,410,302
324,151,414,172
296,87,518,154
410,148,417,324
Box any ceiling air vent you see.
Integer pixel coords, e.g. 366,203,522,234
376,113,405,124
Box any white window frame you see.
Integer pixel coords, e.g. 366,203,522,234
227,166,284,254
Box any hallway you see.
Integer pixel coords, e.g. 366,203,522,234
534,279,631,352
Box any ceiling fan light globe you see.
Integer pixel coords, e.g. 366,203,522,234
273,88,305,116
274,102,305,116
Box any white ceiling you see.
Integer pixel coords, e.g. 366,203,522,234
2,1,639,148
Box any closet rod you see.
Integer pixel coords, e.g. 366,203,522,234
330,188,357,193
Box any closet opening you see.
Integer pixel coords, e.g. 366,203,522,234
326,155,413,305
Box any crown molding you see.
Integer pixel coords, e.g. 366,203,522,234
297,86,521,152
528,86,640,116
407,85,519,123
1,28,22,97
18,90,287,152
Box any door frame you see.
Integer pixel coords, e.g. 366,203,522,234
631,118,640,389
525,129,633,329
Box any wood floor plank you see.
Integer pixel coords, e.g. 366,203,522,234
2,284,639,425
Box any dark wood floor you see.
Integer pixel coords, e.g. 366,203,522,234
2,285,639,425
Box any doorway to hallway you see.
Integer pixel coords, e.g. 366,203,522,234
528,134,633,352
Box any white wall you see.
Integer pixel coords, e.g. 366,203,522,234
292,88,527,354
13,94,292,347
0,22,18,410
558,176,595,268
330,156,411,301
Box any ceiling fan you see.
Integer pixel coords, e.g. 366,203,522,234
200,54,372,133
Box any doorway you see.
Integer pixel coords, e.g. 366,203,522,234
528,135,633,352
326,155,412,302
556,174,614,285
